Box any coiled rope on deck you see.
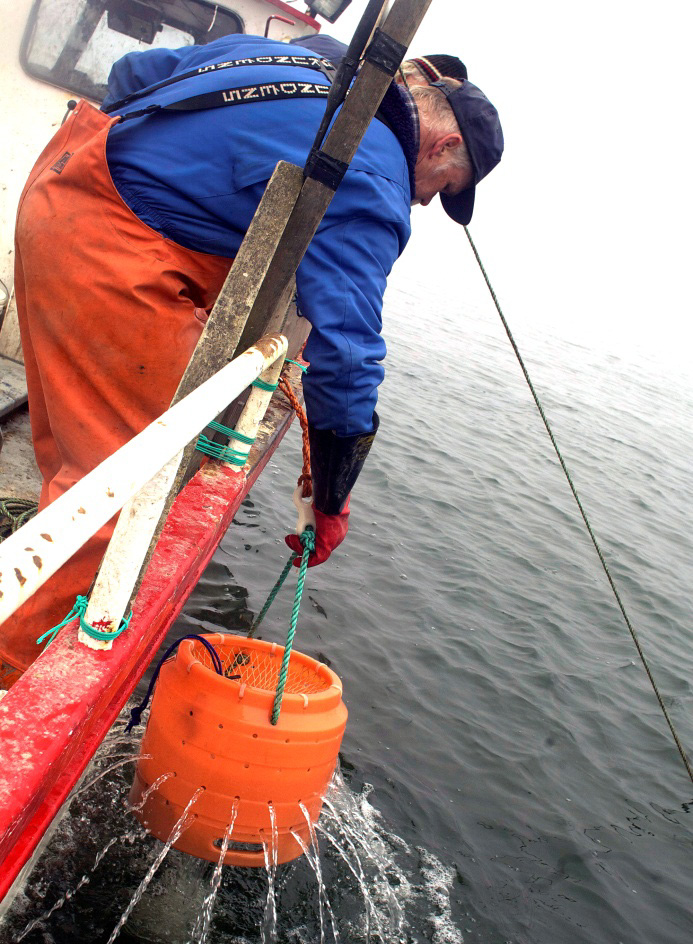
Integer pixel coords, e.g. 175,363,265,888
0,498,38,542
463,225,693,786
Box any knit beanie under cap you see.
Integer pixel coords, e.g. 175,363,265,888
411,55,468,83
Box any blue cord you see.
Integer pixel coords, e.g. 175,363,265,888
126,634,225,733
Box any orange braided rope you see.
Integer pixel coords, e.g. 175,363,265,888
278,372,312,498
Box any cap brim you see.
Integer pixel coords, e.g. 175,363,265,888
440,187,475,225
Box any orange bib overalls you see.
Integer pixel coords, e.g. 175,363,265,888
1,101,231,682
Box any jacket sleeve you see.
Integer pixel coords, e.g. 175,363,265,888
102,46,192,109
296,172,410,437
289,34,348,66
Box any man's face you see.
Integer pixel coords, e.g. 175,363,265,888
413,160,473,207
413,132,473,207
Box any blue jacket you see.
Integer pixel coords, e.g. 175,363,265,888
290,33,348,65
104,35,412,436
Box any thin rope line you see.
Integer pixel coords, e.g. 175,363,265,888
247,553,297,639
463,225,693,786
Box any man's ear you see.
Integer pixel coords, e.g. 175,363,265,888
432,132,463,158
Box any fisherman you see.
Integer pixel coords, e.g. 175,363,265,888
0,32,502,685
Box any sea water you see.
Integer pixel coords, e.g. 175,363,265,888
2,276,692,943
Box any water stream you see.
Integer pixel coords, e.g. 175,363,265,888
72,754,152,799
315,824,376,940
126,770,175,812
260,803,279,944
106,786,205,944
3,743,465,944
190,798,240,944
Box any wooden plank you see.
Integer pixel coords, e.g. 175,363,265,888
117,164,305,603
0,357,27,419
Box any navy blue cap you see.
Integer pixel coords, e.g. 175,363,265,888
431,80,504,225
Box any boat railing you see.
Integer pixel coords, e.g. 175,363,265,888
0,332,288,647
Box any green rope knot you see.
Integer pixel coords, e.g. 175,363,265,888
37,594,133,647
300,527,316,553
195,422,257,467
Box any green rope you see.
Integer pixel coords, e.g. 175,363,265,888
207,420,255,445
251,378,278,392
247,554,298,639
0,498,39,543
285,358,307,373
271,529,315,725
195,434,248,466
36,594,133,647
464,224,693,787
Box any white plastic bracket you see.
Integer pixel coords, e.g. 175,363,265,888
292,484,316,536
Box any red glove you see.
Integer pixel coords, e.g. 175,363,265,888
285,497,350,567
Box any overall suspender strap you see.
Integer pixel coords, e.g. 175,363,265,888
104,54,335,114
117,81,332,122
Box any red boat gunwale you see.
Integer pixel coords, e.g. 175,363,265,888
0,398,295,902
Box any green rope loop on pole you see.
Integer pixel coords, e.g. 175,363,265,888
195,435,248,466
251,378,278,392
284,358,307,373
207,420,256,445
36,594,132,646
79,608,133,642
271,528,315,725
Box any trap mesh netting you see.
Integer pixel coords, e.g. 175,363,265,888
191,638,331,696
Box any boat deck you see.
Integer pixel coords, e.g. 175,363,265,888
0,405,41,503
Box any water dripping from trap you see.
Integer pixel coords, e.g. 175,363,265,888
1,708,465,944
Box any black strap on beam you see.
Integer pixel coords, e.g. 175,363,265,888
363,28,407,77
303,148,349,191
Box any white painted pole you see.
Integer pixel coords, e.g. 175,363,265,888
0,335,288,627
235,347,287,443
80,453,183,650
79,349,288,650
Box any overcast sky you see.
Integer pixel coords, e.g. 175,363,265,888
316,0,692,374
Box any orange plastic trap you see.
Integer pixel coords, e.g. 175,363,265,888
129,633,347,866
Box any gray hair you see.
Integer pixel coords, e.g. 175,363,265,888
410,80,473,176
398,59,431,86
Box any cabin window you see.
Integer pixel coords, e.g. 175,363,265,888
21,0,244,102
